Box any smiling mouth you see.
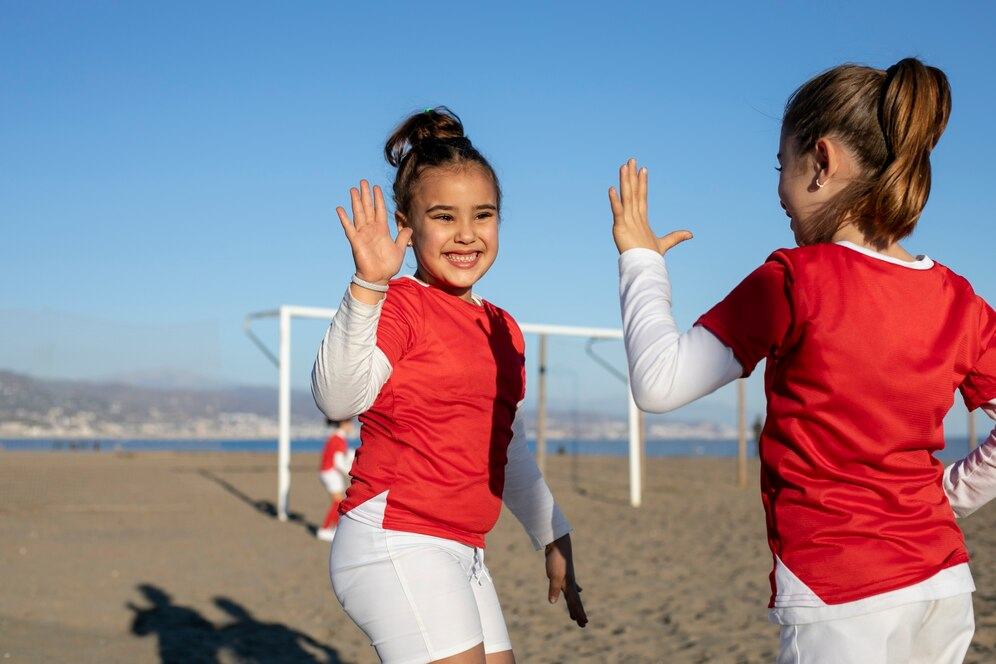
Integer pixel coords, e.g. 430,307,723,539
445,252,481,268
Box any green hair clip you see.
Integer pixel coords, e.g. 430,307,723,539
423,107,433,113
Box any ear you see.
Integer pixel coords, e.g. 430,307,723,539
814,137,843,185
395,211,408,233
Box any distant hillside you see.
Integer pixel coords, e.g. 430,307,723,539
0,369,322,421
0,370,325,438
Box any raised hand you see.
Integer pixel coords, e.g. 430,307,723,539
545,534,588,628
609,158,692,256
336,180,413,301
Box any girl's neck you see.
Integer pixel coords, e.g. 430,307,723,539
831,223,916,262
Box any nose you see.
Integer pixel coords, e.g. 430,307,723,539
455,218,476,243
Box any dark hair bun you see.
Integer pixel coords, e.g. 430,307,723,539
385,106,466,167
383,105,502,217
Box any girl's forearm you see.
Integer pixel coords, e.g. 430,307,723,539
619,248,742,413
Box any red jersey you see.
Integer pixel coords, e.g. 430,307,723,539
320,432,348,473
341,278,526,548
697,243,996,606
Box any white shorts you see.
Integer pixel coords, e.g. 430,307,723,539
320,470,346,494
329,515,512,664
777,593,974,664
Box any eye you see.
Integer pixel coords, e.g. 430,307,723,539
475,211,495,222
433,214,454,222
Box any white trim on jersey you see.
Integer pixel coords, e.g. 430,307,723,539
770,557,974,625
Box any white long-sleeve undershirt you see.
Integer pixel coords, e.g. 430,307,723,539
311,284,569,549
311,289,394,422
619,248,742,413
944,403,996,518
503,401,571,549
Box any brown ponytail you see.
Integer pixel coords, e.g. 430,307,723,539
384,106,502,219
782,58,951,245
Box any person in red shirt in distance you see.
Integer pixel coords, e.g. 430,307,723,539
316,418,353,542
312,107,586,664
611,59,996,663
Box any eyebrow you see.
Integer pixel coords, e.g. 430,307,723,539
425,204,498,213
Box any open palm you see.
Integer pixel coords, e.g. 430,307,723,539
609,159,692,256
336,180,412,284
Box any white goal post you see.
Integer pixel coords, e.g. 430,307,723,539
244,305,645,521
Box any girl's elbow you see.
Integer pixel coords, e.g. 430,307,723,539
631,387,676,414
311,385,354,421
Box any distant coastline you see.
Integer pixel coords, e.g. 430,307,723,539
0,437,753,458
0,436,976,461
0,368,739,442
0,419,738,442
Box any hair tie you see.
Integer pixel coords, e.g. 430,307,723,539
351,274,389,293
423,107,433,114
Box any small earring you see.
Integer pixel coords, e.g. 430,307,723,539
815,178,826,189
407,241,413,247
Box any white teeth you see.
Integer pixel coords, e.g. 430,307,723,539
447,253,478,263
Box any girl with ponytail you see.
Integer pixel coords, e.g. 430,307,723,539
312,107,586,664
612,59,995,662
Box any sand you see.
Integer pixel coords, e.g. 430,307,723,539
2,450,995,663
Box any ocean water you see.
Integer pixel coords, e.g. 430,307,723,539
0,437,977,461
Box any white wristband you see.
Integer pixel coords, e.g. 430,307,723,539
351,275,389,293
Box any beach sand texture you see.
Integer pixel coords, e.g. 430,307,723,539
2,451,995,663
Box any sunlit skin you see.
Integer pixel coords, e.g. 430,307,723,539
775,130,831,246
396,165,499,303
336,180,412,306
609,159,692,257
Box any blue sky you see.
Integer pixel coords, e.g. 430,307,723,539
3,1,995,433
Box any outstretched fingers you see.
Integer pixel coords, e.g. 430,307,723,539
610,158,694,257
336,205,355,239
547,565,587,628
610,159,656,254
335,179,407,287
359,179,375,223
608,185,624,220
545,535,588,628
638,162,648,218
564,582,588,628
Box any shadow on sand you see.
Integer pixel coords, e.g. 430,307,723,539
128,583,344,663
195,468,322,537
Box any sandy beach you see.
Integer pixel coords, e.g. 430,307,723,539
2,450,995,663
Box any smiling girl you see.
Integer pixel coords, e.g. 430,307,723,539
312,107,586,664
611,59,996,662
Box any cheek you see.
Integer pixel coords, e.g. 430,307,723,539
412,226,441,249
483,225,499,253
